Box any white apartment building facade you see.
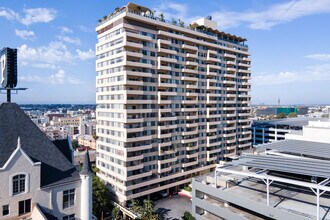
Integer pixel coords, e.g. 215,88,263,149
95,2,251,204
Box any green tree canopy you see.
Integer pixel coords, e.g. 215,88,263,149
288,112,298,118
71,139,79,149
276,113,287,119
182,211,196,220
92,167,112,219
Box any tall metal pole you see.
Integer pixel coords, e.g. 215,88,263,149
6,89,10,103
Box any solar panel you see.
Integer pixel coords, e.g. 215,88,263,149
260,139,330,159
232,154,330,178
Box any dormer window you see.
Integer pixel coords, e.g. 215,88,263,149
13,174,26,195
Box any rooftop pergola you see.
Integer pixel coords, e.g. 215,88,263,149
258,139,330,160
215,153,330,219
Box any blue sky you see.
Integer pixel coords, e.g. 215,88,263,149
1,0,330,104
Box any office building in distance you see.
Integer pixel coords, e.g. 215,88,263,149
252,117,330,146
95,2,251,204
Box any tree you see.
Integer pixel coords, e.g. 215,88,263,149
159,13,165,21
276,113,286,119
131,199,142,214
71,139,79,149
171,18,177,25
92,167,112,219
178,19,185,27
130,199,158,220
112,206,122,220
288,112,298,118
182,211,196,220
92,133,98,141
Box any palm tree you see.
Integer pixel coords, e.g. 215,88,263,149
112,206,122,220
141,199,157,220
131,199,141,214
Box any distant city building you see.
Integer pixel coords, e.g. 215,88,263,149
255,106,308,117
95,2,251,204
0,103,92,219
77,134,96,149
252,117,330,145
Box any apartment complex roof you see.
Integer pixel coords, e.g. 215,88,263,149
0,103,80,187
253,117,330,127
259,139,330,160
232,154,330,178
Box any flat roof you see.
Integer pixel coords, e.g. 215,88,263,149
253,117,330,127
232,154,330,178
259,139,330,160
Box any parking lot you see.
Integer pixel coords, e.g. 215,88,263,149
154,195,192,220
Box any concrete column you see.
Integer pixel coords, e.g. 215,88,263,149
80,174,92,220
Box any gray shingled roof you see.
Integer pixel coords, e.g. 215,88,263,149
80,150,92,175
0,103,80,187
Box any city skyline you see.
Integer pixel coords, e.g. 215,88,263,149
1,0,330,104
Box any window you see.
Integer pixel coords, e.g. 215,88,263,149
63,189,75,209
2,205,9,216
18,199,31,215
12,174,26,195
63,214,75,220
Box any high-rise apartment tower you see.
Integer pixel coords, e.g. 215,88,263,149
95,2,251,204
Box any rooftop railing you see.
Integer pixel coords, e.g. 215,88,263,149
98,8,248,48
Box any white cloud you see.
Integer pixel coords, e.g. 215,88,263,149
60,26,73,34
15,29,36,40
253,64,330,86
305,54,330,61
154,2,189,22
32,63,57,69
79,25,92,32
57,35,81,45
211,0,330,29
0,7,19,21
50,69,65,84
50,69,83,85
19,75,43,83
21,8,57,25
0,7,56,25
76,49,94,60
21,69,83,85
18,42,73,64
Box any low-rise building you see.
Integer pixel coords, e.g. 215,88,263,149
0,103,93,219
252,117,330,146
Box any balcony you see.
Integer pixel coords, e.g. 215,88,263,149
124,41,143,49
158,47,177,55
158,56,177,63
125,61,152,69
126,32,152,41
186,53,198,59
182,44,198,51
186,61,198,66
158,156,177,164
181,76,198,81
182,68,197,74
224,53,236,59
182,160,198,168
157,39,171,45
243,57,251,62
226,61,236,66
186,152,198,159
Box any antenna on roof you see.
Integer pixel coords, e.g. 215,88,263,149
0,47,27,103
